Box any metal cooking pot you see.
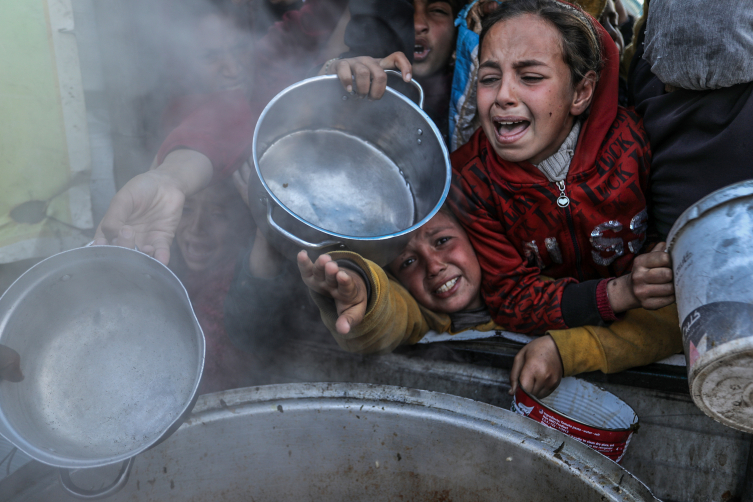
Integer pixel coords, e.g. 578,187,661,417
250,71,451,266
0,383,659,501
0,245,204,499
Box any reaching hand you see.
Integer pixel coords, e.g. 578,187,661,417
321,52,413,100
509,335,563,399
297,251,368,335
0,345,23,382
93,150,213,265
93,170,185,264
608,242,675,313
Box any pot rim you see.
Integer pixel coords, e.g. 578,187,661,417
251,74,452,242
666,179,753,254
0,245,205,469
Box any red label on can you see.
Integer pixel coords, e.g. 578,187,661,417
512,387,633,463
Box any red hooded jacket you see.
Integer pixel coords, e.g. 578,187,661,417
450,14,651,334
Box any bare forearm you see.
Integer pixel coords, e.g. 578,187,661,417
154,149,214,197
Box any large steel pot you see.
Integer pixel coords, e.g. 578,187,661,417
0,245,204,499
250,71,451,266
0,383,659,501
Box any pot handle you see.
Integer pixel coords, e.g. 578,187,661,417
265,199,341,251
59,457,134,500
384,69,424,110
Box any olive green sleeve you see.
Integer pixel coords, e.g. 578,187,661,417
309,251,452,354
548,304,683,376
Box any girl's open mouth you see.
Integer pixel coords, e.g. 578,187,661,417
414,44,431,62
434,276,460,298
493,119,530,143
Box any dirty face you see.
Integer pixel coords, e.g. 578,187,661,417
476,15,596,164
176,183,243,272
388,211,483,314
413,0,456,78
190,13,252,92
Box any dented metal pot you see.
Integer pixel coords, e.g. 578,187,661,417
0,383,658,501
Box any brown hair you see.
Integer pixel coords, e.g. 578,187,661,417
479,0,603,85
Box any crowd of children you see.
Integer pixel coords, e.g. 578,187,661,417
87,0,753,399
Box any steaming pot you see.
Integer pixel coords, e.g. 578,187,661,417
0,245,204,499
250,72,451,266
0,383,659,501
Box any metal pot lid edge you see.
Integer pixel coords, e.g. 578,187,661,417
666,179,753,253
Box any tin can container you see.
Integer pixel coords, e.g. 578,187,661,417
666,180,753,433
512,377,639,463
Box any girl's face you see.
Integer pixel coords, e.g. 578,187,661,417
477,14,596,165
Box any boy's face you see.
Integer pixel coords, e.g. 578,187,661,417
413,0,456,78
191,13,252,92
476,15,595,164
388,211,483,314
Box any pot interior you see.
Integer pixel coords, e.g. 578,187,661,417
0,246,204,468
260,129,415,237
254,76,449,239
1,384,657,502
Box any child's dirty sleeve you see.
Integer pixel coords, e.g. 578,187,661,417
308,251,452,354
548,304,683,376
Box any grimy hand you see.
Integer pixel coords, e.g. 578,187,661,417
297,251,368,335
509,335,563,399
322,52,413,100
608,242,675,313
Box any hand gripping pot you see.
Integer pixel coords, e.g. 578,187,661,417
666,180,753,433
512,377,639,463
0,245,204,499
249,71,451,266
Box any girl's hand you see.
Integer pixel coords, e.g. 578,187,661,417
320,52,413,100
608,242,675,312
509,335,563,399
297,251,368,335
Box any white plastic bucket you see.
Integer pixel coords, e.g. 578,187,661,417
666,180,753,433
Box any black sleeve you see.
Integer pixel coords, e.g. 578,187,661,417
619,14,636,47
341,0,415,61
560,280,607,328
223,249,308,356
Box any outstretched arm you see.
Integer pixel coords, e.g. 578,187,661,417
93,149,213,264
297,251,368,335
300,250,451,354
510,303,683,399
